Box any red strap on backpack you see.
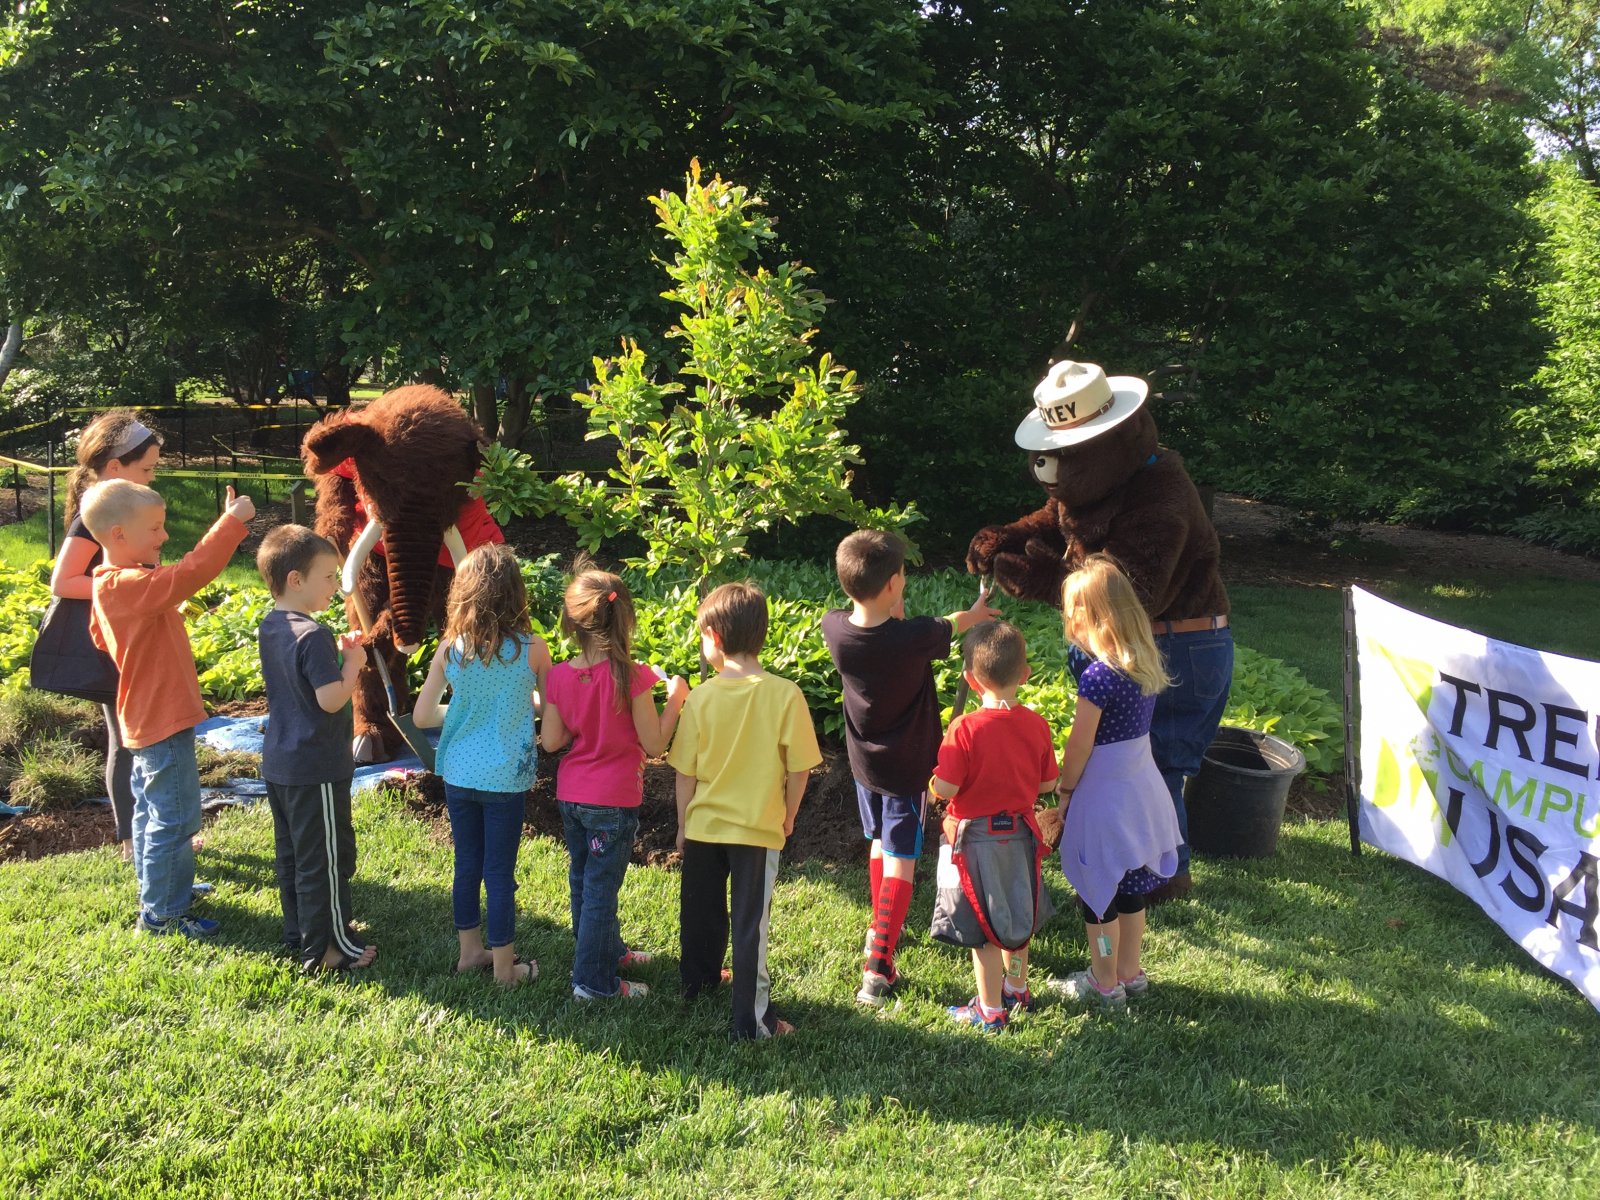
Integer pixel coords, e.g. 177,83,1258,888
949,809,1048,953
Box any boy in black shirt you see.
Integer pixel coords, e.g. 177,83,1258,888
256,525,373,972
821,530,999,1006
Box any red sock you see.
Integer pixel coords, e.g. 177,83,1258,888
868,854,883,909
866,875,914,978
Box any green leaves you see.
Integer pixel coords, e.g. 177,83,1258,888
540,163,916,590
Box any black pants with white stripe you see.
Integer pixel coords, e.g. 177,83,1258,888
680,839,782,1040
266,780,364,964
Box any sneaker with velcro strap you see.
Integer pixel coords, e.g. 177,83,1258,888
139,911,220,939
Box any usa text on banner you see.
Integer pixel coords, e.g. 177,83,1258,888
1353,586,1600,1011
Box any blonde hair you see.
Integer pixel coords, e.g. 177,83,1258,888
79,479,164,544
560,560,637,711
65,410,162,524
1061,554,1171,696
442,544,532,666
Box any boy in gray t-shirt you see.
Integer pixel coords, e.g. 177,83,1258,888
256,525,372,972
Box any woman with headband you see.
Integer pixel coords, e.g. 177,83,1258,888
48,411,163,859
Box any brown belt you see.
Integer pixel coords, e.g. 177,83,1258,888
1153,615,1228,636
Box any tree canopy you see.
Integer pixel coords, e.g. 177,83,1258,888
2,0,1592,551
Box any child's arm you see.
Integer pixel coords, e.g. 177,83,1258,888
315,630,368,714
945,578,1001,635
1057,699,1103,803
633,673,690,759
781,768,809,840
539,699,569,752
48,536,101,600
675,770,697,853
411,643,452,729
102,492,253,613
530,635,553,717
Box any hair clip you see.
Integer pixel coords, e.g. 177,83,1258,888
607,590,617,601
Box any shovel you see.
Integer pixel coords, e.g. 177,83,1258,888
342,520,437,771
949,576,991,719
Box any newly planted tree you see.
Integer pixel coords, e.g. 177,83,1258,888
495,163,915,592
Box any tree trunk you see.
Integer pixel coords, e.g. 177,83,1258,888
500,374,533,447
0,322,23,392
471,381,500,440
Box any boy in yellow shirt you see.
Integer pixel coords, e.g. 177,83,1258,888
670,582,822,1040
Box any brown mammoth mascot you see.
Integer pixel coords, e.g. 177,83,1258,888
301,385,504,762
966,361,1233,899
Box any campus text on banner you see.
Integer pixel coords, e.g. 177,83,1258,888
1353,587,1600,1009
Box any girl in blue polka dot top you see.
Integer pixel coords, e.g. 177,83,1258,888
1049,554,1183,1010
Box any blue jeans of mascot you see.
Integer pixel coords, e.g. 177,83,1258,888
1070,626,1233,877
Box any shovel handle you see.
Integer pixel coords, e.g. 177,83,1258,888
345,584,401,711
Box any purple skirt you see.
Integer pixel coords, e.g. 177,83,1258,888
1060,735,1182,918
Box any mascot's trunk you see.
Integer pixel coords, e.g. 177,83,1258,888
341,517,466,768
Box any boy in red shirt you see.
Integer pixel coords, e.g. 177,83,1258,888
930,621,1059,1032
84,479,254,937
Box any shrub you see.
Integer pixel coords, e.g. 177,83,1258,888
4,550,1343,777
0,687,96,755
0,561,53,690
196,746,261,787
4,738,103,811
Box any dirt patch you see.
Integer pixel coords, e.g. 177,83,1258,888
1214,494,1600,589
1286,769,1347,822
0,802,120,861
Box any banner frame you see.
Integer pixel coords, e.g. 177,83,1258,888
1342,585,1361,856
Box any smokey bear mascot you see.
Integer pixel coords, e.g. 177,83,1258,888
967,361,1233,900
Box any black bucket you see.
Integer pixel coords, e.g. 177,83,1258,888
1185,727,1305,858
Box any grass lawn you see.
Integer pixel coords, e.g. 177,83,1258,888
2,792,1597,1197
1231,576,1600,699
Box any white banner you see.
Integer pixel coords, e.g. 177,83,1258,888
1354,586,1600,1010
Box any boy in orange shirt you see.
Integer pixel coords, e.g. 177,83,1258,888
84,478,255,937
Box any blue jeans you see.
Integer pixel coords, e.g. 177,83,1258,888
444,784,525,949
1071,627,1234,874
560,801,639,998
130,728,203,920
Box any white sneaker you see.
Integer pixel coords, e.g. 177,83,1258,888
1047,970,1127,1010
573,979,649,1001
1119,969,1149,995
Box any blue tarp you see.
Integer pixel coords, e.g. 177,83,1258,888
194,714,438,803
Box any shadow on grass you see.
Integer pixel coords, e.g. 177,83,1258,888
123,820,1600,1169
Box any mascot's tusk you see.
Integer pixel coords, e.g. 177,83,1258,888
343,518,384,596
442,524,468,568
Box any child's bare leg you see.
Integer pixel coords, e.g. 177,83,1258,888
1115,908,1146,983
1001,944,1030,994
1084,916,1120,990
457,927,492,974
492,942,534,987
972,944,1005,1010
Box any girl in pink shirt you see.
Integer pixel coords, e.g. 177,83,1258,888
540,568,688,1000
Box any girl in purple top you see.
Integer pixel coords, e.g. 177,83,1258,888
1051,554,1183,1010
540,567,688,1000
